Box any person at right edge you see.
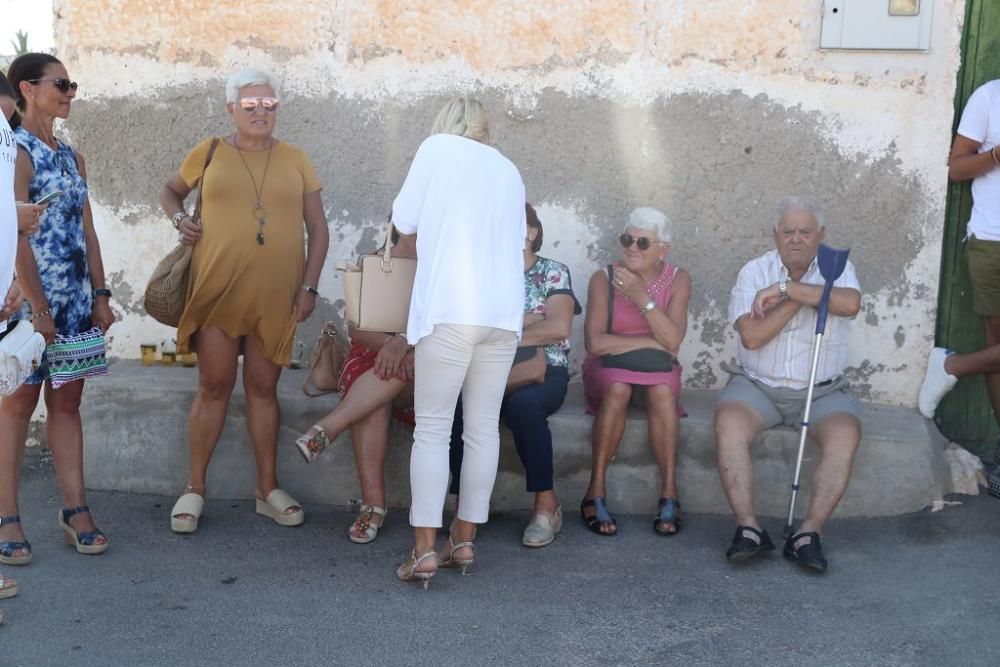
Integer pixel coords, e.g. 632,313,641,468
714,197,861,573
391,97,525,588
918,78,1000,498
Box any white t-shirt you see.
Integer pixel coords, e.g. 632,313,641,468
729,249,861,390
0,114,18,334
392,133,526,345
957,79,1000,241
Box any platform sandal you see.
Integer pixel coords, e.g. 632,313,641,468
58,506,109,555
170,486,205,534
653,498,682,536
396,550,438,589
348,504,387,544
0,515,31,566
295,425,331,464
580,497,617,536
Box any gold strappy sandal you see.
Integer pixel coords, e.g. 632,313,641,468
396,550,438,589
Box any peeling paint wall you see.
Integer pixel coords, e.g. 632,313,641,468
52,0,964,406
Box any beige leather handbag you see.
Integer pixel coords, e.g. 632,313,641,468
339,223,416,334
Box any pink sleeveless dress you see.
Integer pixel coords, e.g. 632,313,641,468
582,262,684,415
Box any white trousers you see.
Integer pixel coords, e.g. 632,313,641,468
409,324,517,527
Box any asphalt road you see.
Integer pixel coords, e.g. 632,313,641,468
2,449,997,667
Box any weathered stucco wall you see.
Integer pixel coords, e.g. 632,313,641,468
52,0,964,406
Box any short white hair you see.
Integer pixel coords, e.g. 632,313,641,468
430,96,491,144
623,207,672,244
774,196,825,230
226,67,281,104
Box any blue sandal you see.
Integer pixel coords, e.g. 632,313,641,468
580,497,617,536
653,498,682,536
59,506,108,555
0,515,31,566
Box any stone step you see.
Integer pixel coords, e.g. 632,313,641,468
82,361,949,519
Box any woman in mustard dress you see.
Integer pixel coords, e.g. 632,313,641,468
158,67,329,533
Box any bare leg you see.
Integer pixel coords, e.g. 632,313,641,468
797,412,861,538
44,379,103,540
242,335,294,514
714,402,766,529
583,382,632,534
350,403,392,509
646,384,680,500
0,383,42,554
176,327,238,520
313,370,407,441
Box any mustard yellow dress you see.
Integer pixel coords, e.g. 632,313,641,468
176,138,322,366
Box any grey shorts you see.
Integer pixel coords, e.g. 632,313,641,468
717,372,861,429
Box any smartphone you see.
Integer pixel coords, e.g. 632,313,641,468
33,190,63,206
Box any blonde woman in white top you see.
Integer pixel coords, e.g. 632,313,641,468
392,97,526,587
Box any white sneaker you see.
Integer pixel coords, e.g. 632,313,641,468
918,347,957,418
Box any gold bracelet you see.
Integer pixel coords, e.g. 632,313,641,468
30,309,50,321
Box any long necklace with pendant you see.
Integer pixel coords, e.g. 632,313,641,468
233,133,274,245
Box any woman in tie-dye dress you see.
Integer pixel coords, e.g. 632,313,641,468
0,54,116,566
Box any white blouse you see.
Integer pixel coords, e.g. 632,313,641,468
392,133,526,345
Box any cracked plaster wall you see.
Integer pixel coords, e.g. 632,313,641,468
51,0,965,406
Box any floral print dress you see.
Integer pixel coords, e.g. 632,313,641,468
15,129,93,384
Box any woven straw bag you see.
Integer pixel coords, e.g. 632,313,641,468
143,138,219,327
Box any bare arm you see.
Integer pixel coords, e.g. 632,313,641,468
12,147,54,341
735,298,802,351
301,190,328,290
640,268,690,354
76,152,115,332
948,134,998,182
520,293,574,347
584,270,664,356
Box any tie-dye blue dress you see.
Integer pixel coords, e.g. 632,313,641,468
14,128,93,384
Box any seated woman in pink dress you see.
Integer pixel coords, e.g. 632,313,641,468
581,207,691,537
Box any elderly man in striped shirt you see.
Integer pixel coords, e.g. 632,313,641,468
714,197,862,573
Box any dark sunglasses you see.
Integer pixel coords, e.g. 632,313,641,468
238,96,279,113
619,233,661,251
28,78,78,93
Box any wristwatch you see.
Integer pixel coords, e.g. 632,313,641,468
93,288,112,298
171,211,188,229
301,284,319,296
778,278,789,298
640,300,656,315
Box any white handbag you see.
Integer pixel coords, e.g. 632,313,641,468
338,222,416,334
0,320,46,397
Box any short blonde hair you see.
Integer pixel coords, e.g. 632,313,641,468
623,207,672,244
226,67,280,104
430,96,491,144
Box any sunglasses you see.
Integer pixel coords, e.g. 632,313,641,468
28,78,78,93
619,233,662,251
238,96,279,113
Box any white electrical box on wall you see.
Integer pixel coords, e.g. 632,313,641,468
821,0,934,51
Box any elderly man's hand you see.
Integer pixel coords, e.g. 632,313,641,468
752,283,784,318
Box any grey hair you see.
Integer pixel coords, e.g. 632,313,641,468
623,207,672,244
774,196,825,230
430,96,491,144
226,67,281,104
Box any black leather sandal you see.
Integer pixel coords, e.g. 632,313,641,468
653,498,682,536
783,531,828,573
725,525,775,562
580,497,617,536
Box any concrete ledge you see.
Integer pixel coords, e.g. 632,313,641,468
82,361,949,518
